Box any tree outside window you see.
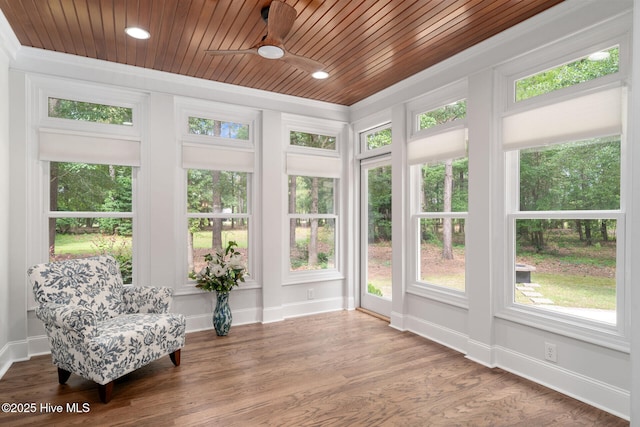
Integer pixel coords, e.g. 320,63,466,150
415,99,468,291
513,138,620,322
288,176,336,271
48,162,133,283
187,169,250,275
508,45,624,324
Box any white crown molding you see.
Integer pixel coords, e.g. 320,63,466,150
12,46,349,122
0,9,20,60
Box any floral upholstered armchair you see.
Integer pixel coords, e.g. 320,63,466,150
27,255,186,403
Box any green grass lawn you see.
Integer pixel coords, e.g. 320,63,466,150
54,233,131,255
516,272,616,310
192,229,248,249
55,232,616,311
421,274,465,291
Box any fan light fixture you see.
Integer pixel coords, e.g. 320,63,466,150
258,45,285,59
312,71,329,79
206,2,327,78
125,27,151,40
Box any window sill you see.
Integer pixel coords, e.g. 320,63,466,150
406,283,468,309
495,304,630,353
284,270,344,286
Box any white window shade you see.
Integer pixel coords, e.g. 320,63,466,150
286,153,341,178
182,144,254,172
39,130,141,166
503,86,623,150
408,126,467,165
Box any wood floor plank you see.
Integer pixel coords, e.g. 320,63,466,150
0,311,629,426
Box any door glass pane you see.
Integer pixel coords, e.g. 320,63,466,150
366,164,392,299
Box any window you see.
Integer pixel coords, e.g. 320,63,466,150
47,162,134,283
417,99,467,131
409,96,468,293
290,130,336,151
188,116,249,140
510,137,621,324
288,176,336,271
515,46,619,102
502,38,627,329
361,124,392,151
417,158,468,291
187,169,251,276
179,102,257,287
48,97,133,126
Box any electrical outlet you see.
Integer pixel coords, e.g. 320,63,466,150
544,342,557,362
307,289,314,300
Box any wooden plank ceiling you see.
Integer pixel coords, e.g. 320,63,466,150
0,0,563,106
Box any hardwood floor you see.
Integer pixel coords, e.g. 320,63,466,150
0,311,628,426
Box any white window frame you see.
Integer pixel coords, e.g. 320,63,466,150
176,98,260,293
284,115,345,284
43,161,138,282
176,97,256,149
354,115,392,312
496,26,631,351
37,81,144,139
29,76,146,298
405,83,469,308
185,168,253,286
359,122,392,157
284,113,342,157
287,175,339,277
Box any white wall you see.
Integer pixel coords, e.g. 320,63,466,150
0,0,635,422
0,21,11,377
630,1,640,424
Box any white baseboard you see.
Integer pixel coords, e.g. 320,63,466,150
261,306,285,324
28,334,50,357
404,316,628,420
495,345,630,421
405,314,469,355
0,340,29,379
389,311,406,331
186,307,261,332
465,339,495,368
282,297,344,319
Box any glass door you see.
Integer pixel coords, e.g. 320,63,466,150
360,158,392,317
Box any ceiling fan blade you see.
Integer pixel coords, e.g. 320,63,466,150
205,48,258,56
266,1,297,44
282,51,326,74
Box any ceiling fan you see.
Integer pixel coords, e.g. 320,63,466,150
205,1,328,78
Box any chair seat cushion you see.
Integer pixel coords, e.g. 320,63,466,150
67,313,186,384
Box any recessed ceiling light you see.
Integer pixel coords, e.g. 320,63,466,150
125,27,150,40
257,45,285,59
312,71,329,80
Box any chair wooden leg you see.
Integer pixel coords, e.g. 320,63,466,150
57,368,71,384
169,349,181,366
98,381,114,403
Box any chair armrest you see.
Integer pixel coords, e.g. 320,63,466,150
121,286,173,314
35,303,98,339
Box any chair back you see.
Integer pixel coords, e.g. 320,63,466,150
28,255,125,321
